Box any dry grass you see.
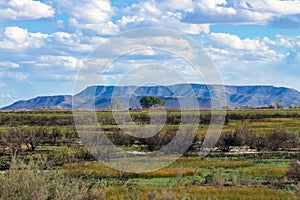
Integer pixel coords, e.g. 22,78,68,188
241,166,289,178
105,185,297,200
64,162,120,178
64,157,253,178
64,161,199,178
170,157,253,168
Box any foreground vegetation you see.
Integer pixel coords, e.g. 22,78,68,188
0,109,299,199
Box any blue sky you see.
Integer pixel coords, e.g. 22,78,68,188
0,0,299,107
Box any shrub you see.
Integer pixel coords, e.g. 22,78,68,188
216,131,236,152
212,170,226,186
234,125,254,146
286,160,300,182
205,170,226,186
1,128,25,156
0,159,90,200
265,127,291,151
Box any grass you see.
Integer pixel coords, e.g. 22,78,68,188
64,161,198,178
64,157,254,179
241,166,289,178
170,157,254,168
1,109,299,199
105,185,297,200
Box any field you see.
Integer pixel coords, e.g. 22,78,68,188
0,109,299,199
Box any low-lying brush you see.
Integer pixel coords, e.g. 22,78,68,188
0,159,92,200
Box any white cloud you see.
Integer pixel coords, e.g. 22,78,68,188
195,0,236,15
37,55,83,69
0,26,47,49
117,1,210,34
182,0,300,25
0,0,54,21
68,19,119,35
67,0,113,24
115,0,299,32
57,0,118,35
239,0,300,15
210,32,269,51
159,0,194,12
274,35,300,48
50,31,95,53
261,35,300,49
0,61,20,68
0,26,105,56
204,32,283,63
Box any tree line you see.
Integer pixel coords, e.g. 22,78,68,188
0,127,78,156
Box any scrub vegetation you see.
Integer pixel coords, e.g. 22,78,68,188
0,109,299,199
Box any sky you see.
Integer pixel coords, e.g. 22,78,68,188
0,0,299,107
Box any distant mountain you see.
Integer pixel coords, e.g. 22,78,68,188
2,84,300,110
1,95,73,110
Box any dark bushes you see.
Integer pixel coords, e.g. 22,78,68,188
216,126,298,152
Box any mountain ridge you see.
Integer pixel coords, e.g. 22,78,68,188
2,84,300,110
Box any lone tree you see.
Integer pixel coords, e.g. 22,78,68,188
140,96,166,108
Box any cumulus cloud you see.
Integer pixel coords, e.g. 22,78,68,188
54,0,300,34
195,31,300,91
210,32,269,51
204,32,281,63
0,26,47,50
57,0,119,35
274,35,300,48
66,0,113,24
0,0,54,21
49,31,95,53
37,55,83,69
182,0,300,25
116,1,210,34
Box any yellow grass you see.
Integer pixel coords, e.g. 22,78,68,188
105,186,296,200
171,157,253,168
64,162,198,178
64,157,253,178
241,166,289,178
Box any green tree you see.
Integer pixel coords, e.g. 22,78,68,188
139,96,166,108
